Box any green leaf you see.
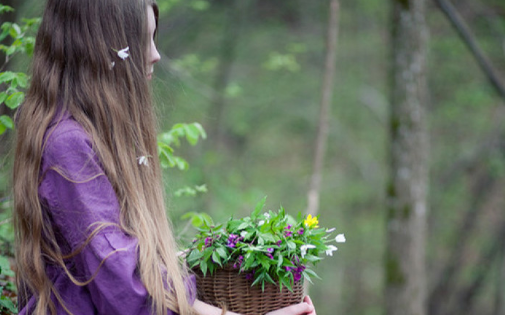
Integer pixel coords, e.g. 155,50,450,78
157,142,175,169
303,268,321,280
264,271,275,285
200,260,207,276
277,254,283,269
173,156,189,170
186,249,204,264
226,220,242,232
15,72,28,88
216,247,227,259
5,92,24,109
251,272,264,287
184,124,200,145
0,115,14,129
0,295,17,313
174,186,197,197
25,38,35,56
191,214,203,227
252,196,267,220
195,185,207,193
257,236,264,245
287,241,296,250
6,44,16,55
304,254,322,263
0,5,14,14
302,271,313,284
211,251,221,266
208,262,216,275
242,253,255,270
237,222,249,230
203,248,213,261
0,255,14,277
0,121,6,135
192,122,207,139
279,275,293,292
200,213,214,226
9,23,21,38
0,71,16,84
259,255,270,270
259,233,275,243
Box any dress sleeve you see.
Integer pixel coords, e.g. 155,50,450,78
39,123,195,315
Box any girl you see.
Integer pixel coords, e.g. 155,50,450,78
12,0,316,314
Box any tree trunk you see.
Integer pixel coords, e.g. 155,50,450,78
385,0,429,315
306,0,339,217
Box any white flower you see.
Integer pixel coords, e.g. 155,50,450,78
258,220,265,226
117,46,130,60
335,234,346,243
300,244,316,258
264,213,271,219
325,245,338,256
137,155,148,166
240,231,248,238
326,227,336,233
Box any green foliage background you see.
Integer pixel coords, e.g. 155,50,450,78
1,0,505,314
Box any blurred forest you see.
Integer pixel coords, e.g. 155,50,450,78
1,0,505,314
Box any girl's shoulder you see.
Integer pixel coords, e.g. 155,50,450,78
41,111,97,172
45,110,88,144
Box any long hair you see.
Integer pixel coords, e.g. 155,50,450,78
13,0,195,314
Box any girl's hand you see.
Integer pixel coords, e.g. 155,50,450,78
265,296,316,315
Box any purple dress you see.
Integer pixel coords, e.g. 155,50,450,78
18,111,196,314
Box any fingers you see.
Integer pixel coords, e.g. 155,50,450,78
291,302,314,314
303,296,316,315
275,302,314,315
303,296,313,306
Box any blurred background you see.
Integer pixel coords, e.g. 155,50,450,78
1,0,505,314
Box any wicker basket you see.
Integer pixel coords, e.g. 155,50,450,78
193,265,304,315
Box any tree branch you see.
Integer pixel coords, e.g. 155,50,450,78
433,0,505,100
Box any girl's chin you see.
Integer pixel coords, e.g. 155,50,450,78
147,73,152,80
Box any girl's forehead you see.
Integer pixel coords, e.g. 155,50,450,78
147,6,156,30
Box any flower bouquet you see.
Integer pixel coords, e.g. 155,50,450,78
185,197,345,315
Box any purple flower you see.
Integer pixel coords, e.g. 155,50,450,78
297,228,304,235
266,253,274,260
285,262,305,282
245,270,256,281
204,237,213,247
233,255,244,269
294,272,302,282
286,224,293,230
227,234,241,248
267,248,274,253
276,240,282,246
284,231,292,237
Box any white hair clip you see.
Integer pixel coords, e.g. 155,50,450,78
117,46,130,60
137,155,149,167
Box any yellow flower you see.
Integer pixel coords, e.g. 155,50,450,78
304,214,319,228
